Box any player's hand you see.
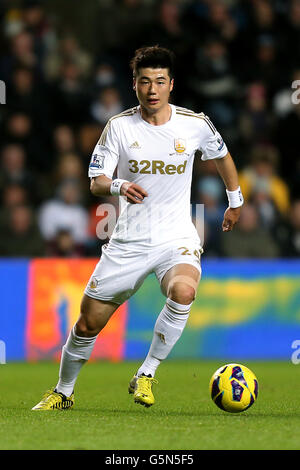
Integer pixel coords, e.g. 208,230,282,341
120,182,148,204
222,207,241,232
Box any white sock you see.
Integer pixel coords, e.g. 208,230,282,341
137,298,192,377
55,326,97,396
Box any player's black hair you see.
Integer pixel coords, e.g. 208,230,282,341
130,45,175,79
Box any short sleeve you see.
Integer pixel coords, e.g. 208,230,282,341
198,115,228,161
88,119,119,178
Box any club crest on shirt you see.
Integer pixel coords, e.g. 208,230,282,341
174,138,186,154
90,154,105,169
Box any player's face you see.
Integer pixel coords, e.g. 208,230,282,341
134,68,174,113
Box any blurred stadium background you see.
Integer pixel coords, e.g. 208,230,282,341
0,0,300,364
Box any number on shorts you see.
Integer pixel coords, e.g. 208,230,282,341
178,246,201,263
193,249,201,262
178,246,191,256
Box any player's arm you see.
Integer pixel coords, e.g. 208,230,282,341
90,175,148,204
214,152,243,232
89,119,147,204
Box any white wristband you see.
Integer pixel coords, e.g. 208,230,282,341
226,186,244,208
110,179,128,196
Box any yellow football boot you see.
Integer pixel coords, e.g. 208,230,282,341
31,388,74,411
132,374,158,408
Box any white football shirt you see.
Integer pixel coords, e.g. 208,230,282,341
89,104,228,246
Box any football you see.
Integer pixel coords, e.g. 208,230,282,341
209,363,258,413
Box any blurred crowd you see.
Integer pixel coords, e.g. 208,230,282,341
0,0,299,258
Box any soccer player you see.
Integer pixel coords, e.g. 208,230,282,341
32,46,243,410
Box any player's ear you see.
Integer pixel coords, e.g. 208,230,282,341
133,78,136,91
170,78,174,92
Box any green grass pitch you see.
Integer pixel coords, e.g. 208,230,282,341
0,360,299,450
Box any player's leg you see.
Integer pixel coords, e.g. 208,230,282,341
32,295,119,410
55,295,119,395
32,239,150,410
132,263,200,407
137,263,200,377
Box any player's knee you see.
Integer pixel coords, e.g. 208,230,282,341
75,316,101,337
168,282,195,305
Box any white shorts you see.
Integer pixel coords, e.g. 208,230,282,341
84,238,203,305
